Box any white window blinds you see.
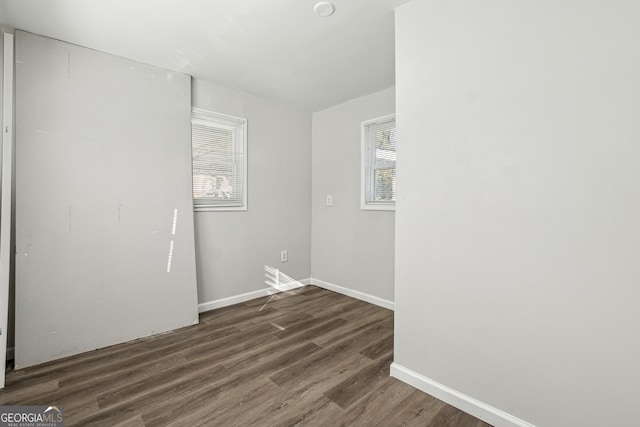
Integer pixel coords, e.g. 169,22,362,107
192,108,247,211
362,114,396,210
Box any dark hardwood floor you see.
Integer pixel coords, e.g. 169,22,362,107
0,286,492,426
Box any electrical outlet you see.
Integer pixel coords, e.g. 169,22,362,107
326,195,333,206
280,250,288,262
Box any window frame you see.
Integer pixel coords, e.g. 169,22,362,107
191,107,248,212
361,113,396,211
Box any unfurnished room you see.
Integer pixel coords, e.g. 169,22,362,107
0,1,638,426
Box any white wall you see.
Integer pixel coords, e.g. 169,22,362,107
0,29,17,362
14,32,199,368
394,1,640,426
192,80,311,306
311,87,395,303
0,31,13,381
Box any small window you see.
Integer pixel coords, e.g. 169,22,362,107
361,114,396,210
192,108,247,211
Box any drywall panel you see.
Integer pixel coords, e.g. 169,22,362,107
394,1,640,426
311,87,395,302
192,80,311,305
14,31,198,368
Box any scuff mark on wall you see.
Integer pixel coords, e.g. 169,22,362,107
22,241,33,258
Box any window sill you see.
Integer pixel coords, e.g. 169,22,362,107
361,203,395,211
194,205,247,212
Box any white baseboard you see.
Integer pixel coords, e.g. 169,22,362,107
390,363,535,427
197,276,393,313
309,277,394,311
198,277,312,313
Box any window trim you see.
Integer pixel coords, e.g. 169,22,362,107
361,113,396,211
192,107,248,212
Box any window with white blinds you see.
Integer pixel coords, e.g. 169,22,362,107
192,108,247,211
361,114,396,210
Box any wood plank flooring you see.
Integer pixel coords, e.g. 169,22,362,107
0,286,492,426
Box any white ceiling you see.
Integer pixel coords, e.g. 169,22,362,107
0,0,408,111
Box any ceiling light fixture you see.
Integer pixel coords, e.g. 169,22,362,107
314,1,335,17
